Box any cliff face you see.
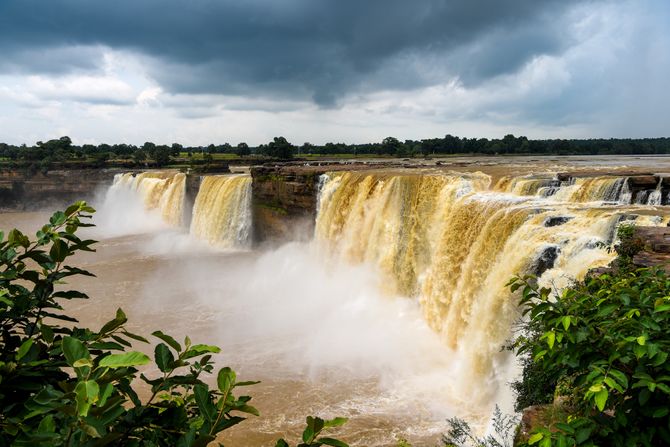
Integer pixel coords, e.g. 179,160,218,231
0,169,119,211
250,166,325,243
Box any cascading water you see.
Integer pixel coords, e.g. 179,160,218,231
495,175,633,203
95,171,186,236
314,170,666,410
548,177,626,203
100,171,253,250
111,171,186,227
315,171,490,297
647,178,664,205
619,179,633,204
189,175,252,248
494,176,555,196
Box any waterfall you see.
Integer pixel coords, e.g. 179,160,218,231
549,177,626,203
108,171,186,227
314,171,663,405
495,176,555,196
189,175,252,248
619,179,632,204
647,179,663,206
103,171,253,247
315,171,490,297
496,175,630,203
635,191,650,204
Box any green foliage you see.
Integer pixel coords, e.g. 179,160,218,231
275,416,349,447
133,150,147,164
0,203,349,446
264,136,295,160
5,135,670,168
235,142,251,157
612,223,645,270
510,333,557,411
509,268,670,446
151,146,172,167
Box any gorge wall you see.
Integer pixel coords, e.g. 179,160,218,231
0,168,119,211
250,165,325,242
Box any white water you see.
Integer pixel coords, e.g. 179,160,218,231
93,174,170,237
189,175,252,248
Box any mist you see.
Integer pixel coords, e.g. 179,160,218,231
91,177,168,238
72,169,553,447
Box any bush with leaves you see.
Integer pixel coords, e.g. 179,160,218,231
612,223,645,264
275,416,348,447
509,267,670,446
509,334,557,412
0,202,348,446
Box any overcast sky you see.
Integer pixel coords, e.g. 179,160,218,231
0,0,668,145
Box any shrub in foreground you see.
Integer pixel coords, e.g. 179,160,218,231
509,268,670,446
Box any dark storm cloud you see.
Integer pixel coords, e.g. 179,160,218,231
0,0,592,105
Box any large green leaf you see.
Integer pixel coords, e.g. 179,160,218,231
217,367,236,395
99,351,150,369
98,308,128,335
49,211,67,226
234,404,259,416
49,239,69,263
183,344,221,359
152,330,181,351
62,336,90,366
154,343,174,373
16,339,34,361
75,380,99,417
323,417,348,429
193,384,215,422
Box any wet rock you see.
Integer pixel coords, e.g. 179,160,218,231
635,227,670,253
544,216,573,227
628,175,659,188
632,252,670,272
589,226,670,277
533,245,560,276
585,238,603,250
516,405,551,444
588,266,615,276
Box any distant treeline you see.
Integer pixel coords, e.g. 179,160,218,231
299,135,670,157
1,135,670,168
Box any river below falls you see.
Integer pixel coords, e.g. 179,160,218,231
0,212,462,446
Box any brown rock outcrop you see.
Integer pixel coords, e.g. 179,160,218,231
0,168,119,211
250,165,326,243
